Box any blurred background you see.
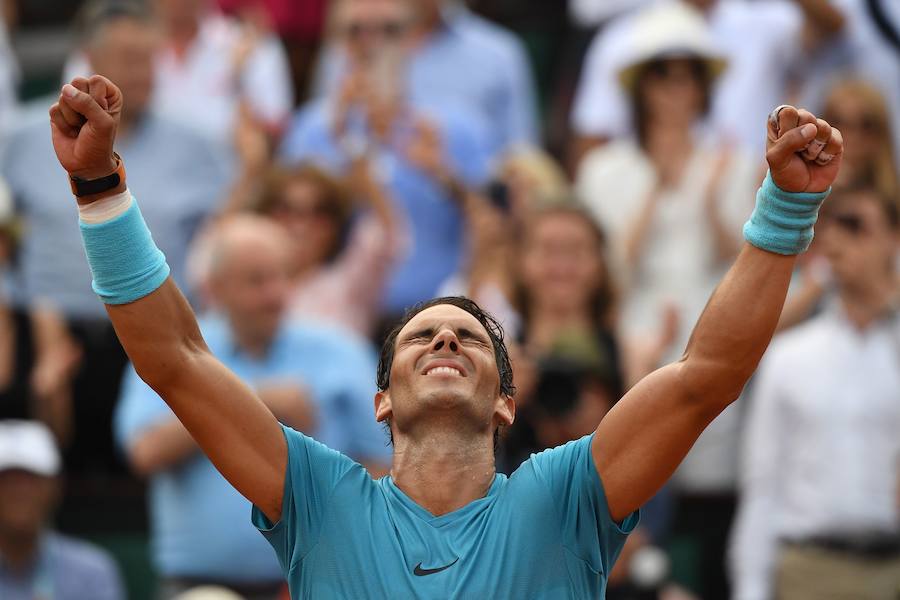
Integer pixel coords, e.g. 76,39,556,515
0,0,897,599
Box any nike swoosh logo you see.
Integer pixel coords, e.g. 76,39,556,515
413,557,459,576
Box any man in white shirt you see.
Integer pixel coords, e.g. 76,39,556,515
729,186,900,600
151,0,293,142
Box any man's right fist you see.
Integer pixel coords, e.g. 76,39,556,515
49,75,123,181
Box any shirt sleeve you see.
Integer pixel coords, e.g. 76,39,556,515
729,350,788,600
527,433,640,576
251,424,358,572
242,35,294,127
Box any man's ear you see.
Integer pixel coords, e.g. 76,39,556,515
375,390,392,423
496,393,515,428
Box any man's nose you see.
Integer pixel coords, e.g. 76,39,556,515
431,329,460,354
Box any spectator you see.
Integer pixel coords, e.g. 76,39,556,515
515,204,624,396
215,0,328,102
0,420,124,600
150,0,293,142
570,0,844,164
2,0,228,474
0,179,80,443
730,186,900,600
116,215,390,600
221,122,397,337
0,0,18,136
822,78,899,199
314,0,538,154
574,8,758,597
281,0,492,319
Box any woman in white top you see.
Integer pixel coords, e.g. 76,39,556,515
574,10,760,598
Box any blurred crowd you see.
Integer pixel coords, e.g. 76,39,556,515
0,0,897,599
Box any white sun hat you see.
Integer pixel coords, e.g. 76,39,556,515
0,420,61,476
617,1,728,93
172,586,247,600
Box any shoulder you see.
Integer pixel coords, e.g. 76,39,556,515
283,321,376,362
452,10,528,63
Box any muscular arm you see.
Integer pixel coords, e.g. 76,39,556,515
593,107,843,521
49,76,287,522
594,245,794,521
109,280,286,522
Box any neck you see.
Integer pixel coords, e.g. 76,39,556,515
0,530,39,573
839,275,897,329
390,425,495,516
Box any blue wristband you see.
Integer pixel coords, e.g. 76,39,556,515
79,197,170,305
742,171,830,255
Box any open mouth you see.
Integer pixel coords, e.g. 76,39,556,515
424,366,465,377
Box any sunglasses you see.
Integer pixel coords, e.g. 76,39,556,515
342,20,408,40
828,212,869,236
274,202,336,220
643,59,706,81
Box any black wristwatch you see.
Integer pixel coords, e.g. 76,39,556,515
69,153,126,197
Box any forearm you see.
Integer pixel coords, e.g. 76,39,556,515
128,417,198,476
680,245,795,404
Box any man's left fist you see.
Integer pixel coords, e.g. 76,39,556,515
765,105,843,194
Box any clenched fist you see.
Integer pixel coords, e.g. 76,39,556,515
766,105,843,193
49,75,122,181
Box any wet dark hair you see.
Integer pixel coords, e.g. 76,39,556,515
377,296,516,397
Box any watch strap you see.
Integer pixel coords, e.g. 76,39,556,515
70,153,126,197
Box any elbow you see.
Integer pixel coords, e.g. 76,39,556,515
676,354,753,413
133,334,209,395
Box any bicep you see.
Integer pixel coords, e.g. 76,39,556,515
107,280,286,520
592,362,717,521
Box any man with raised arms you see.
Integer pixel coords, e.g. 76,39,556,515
49,75,842,599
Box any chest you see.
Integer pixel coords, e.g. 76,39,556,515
292,486,598,599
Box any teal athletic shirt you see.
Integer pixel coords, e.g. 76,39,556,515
251,425,639,599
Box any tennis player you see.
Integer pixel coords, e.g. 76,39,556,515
50,76,842,599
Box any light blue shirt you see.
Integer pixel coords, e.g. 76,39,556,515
1,107,228,319
280,100,491,314
315,4,538,155
115,316,390,581
253,428,639,599
0,532,124,600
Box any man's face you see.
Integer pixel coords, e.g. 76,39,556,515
211,230,291,346
375,305,514,441
820,194,898,290
86,18,158,119
0,470,56,538
335,0,413,65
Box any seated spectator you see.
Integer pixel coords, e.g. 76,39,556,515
315,0,538,154
730,186,900,600
0,179,81,442
281,0,492,319
116,216,390,600
575,10,759,597
2,0,228,474
0,420,124,600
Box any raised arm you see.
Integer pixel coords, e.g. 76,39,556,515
592,106,843,521
49,76,286,522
